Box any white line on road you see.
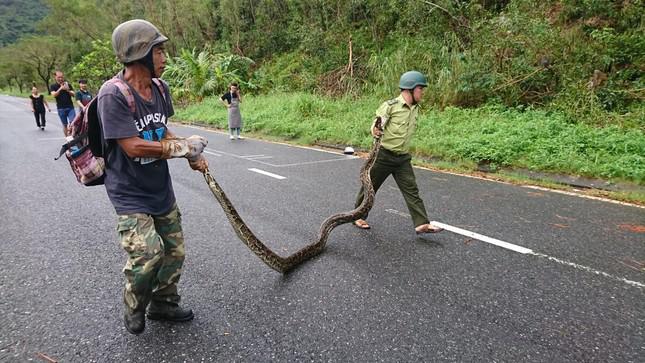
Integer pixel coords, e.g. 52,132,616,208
241,154,267,158
242,155,275,160
430,221,645,288
430,221,534,254
206,147,356,167
248,168,286,180
532,252,645,288
203,150,222,156
385,209,410,218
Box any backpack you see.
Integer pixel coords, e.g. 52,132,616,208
55,77,166,186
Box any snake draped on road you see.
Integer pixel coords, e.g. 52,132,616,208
202,123,382,274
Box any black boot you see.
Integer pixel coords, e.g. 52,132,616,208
147,301,194,322
124,307,146,334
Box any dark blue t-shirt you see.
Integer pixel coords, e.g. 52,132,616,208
97,72,176,215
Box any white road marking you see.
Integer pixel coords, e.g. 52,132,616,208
385,209,410,218
271,157,357,167
242,155,274,160
522,185,644,209
430,221,534,254
430,221,645,289
203,150,222,156
207,147,355,167
248,168,286,180
241,154,267,158
532,252,645,288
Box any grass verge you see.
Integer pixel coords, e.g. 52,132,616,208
174,92,645,205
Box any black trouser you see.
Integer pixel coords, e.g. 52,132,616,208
34,109,46,127
355,148,430,227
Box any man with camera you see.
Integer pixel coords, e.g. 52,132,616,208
49,71,76,136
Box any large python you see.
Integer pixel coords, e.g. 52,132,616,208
202,120,383,274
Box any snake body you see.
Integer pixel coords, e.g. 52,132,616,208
203,134,381,274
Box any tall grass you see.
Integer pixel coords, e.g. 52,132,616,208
175,93,644,184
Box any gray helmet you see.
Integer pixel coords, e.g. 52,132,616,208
112,19,168,64
399,71,428,90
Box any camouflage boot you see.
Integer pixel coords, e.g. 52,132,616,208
147,301,194,322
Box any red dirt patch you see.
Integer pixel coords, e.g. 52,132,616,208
618,224,645,233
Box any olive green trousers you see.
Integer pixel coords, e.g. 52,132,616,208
355,148,429,227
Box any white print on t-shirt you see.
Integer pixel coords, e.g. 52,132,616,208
133,112,168,165
135,112,167,131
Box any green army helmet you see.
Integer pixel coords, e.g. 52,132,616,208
112,19,168,64
399,71,428,90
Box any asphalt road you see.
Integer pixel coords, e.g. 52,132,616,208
1,95,643,362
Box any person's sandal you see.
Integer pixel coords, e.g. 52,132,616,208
415,223,444,234
354,219,370,230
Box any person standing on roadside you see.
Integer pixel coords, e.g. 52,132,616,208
75,79,93,111
49,71,76,136
221,82,244,140
353,71,443,235
29,85,51,130
97,19,209,335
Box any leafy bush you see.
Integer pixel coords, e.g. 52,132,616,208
70,40,121,88
163,47,255,103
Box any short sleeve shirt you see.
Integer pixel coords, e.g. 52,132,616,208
376,94,420,154
76,90,93,107
30,94,45,111
50,83,74,108
97,72,176,215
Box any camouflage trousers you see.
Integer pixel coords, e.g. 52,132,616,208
116,204,185,311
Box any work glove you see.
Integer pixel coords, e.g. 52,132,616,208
160,135,208,161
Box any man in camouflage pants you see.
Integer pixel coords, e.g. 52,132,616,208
98,19,209,334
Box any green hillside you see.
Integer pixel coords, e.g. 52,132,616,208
0,0,48,47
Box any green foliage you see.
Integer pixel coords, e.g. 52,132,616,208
176,93,645,183
163,47,256,103
1,0,643,132
0,0,48,47
70,39,121,88
418,105,645,182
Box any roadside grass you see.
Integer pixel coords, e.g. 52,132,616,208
175,92,644,203
3,88,56,103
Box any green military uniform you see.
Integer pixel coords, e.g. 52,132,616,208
355,94,430,227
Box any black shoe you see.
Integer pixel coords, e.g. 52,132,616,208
124,308,146,334
147,301,194,322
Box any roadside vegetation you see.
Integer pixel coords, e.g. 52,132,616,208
176,93,644,188
1,0,643,201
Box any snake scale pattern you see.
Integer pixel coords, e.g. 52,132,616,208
203,131,382,274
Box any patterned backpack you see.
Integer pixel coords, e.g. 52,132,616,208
55,77,165,186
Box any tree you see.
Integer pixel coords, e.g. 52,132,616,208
17,36,69,90
71,39,121,87
0,47,34,93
